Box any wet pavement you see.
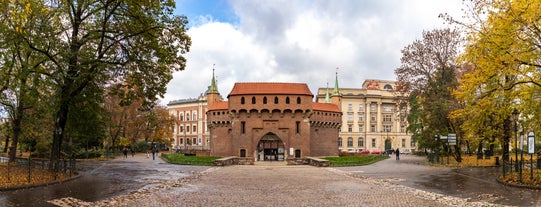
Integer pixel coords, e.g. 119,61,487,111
0,154,210,207
0,153,540,206
339,155,541,206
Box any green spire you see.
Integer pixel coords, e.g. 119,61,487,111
333,68,340,96
209,64,218,93
325,82,330,103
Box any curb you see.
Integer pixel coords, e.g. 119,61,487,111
496,177,541,190
0,173,82,191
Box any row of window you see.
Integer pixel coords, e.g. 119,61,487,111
240,96,302,104
177,111,198,121
178,137,204,145
346,113,395,122
343,124,406,133
338,137,416,148
346,103,395,112
177,124,205,133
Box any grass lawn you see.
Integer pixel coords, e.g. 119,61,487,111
162,153,221,166
322,155,389,167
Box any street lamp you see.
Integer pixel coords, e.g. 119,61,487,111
512,109,519,173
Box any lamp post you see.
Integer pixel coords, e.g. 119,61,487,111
512,109,519,173
435,130,440,164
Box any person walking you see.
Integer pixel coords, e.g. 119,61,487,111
395,148,400,160
122,148,128,159
130,148,135,157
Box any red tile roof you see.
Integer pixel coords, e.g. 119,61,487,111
228,82,313,97
312,102,340,112
208,101,228,111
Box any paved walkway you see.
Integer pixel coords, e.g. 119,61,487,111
48,155,508,207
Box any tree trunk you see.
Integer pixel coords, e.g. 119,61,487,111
3,134,9,153
502,116,511,162
50,95,70,163
8,97,24,162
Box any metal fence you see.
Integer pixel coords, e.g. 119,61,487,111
0,157,77,188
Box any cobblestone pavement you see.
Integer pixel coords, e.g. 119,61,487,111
48,156,510,207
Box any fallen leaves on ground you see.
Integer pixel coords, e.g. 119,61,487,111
0,163,74,188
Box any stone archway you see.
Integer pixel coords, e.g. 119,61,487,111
257,133,285,161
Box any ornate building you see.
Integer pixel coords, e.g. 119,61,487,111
316,79,413,154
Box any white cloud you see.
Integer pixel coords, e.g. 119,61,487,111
164,0,464,104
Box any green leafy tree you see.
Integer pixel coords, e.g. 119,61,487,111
395,28,463,162
0,0,191,163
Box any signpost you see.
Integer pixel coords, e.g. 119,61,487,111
528,132,535,180
448,133,457,146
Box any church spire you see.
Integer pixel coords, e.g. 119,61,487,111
325,82,330,103
333,67,340,96
209,64,218,93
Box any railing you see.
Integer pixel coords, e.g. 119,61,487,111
0,157,77,189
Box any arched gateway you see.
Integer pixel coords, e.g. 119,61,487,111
257,133,285,161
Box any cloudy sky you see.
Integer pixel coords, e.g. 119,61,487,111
162,0,465,104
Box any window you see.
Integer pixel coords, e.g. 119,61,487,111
241,121,246,134
411,139,416,147
370,124,376,132
358,125,363,132
241,97,245,104
186,113,190,121
198,137,202,145
338,137,342,147
296,121,300,134
402,139,406,148
179,113,184,121
358,104,364,111
383,125,391,132
186,126,190,132
383,104,393,112
263,97,267,104
296,97,301,104
357,113,364,122
193,112,197,121
358,138,364,147
274,97,279,104
347,137,353,147
193,138,197,146
179,125,183,132
371,139,376,148
348,125,353,132
401,125,406,133
240,149,246,157
370,103,377,111
347,113,353,121
371,113,376,122
384,84,393,90
348,104,353,111
286,97,290,104
383,114,392,122
193,125,197,132
252,97,256,104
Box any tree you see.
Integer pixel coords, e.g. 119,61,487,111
0,0,52,161
395,28,463,162
1,0,191,163
450,0,541,162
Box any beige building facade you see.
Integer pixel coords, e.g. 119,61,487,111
316,79,414,154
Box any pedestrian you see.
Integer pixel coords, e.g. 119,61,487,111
130,148,135,157
395,148,400,160
122,148,128,159
151,146,156,160
146,149,150,158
